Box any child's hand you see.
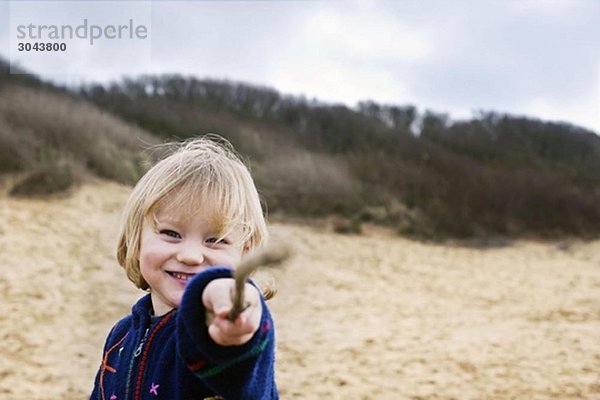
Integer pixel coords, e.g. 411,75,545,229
202,278,262,346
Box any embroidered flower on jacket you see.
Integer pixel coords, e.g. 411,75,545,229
150,383,160,396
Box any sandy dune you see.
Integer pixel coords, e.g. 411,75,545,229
0,181,598,399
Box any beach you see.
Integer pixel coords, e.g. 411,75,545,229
0,181,598,399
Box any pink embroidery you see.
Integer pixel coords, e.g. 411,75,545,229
261,320,271,333
110,395,117,400
149,383,160,396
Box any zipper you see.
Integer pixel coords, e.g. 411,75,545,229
133,312,175,400
133,328,150,357
125,326,149,399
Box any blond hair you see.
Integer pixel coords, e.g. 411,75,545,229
116,134,268,290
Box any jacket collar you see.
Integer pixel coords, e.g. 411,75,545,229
131,293,153,329
131,293,177,329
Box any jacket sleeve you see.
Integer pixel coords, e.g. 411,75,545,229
176,267,278,399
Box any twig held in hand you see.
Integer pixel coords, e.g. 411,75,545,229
228,244,291,322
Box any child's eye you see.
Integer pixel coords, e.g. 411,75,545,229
159,229,181,239
206,237,228,245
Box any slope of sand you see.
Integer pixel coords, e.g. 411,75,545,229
0,181,598,399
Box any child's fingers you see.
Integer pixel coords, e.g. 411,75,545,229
202,278,263,346
209,301,262,346
202,279,234,314
209,310,257,345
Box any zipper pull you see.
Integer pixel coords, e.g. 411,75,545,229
134,328,150,357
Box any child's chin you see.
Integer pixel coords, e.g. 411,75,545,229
171,293,183,305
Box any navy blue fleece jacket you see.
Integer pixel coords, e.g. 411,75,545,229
90,267,278,400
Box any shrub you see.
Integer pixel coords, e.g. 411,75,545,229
10,160,75,197
255,150,363,217
332,216,363,235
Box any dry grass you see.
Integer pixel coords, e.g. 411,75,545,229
0,85,158,194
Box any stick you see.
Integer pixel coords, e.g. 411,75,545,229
227,244,291,322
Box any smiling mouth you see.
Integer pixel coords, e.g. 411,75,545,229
167,271,196,282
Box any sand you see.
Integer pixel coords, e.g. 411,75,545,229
0,180,598,399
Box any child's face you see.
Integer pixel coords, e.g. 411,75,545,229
139,205,245,316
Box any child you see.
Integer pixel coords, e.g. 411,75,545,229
90,135,278,400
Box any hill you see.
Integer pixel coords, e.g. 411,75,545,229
1,58,600,238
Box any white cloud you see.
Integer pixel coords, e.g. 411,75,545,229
270,57,409,106
263,4,430,106
508,0,576,15
525,94,600,133
301,7,432,63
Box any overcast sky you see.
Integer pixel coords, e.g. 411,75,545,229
1,0,599,133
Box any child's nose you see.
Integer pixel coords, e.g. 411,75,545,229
176,242,205,266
